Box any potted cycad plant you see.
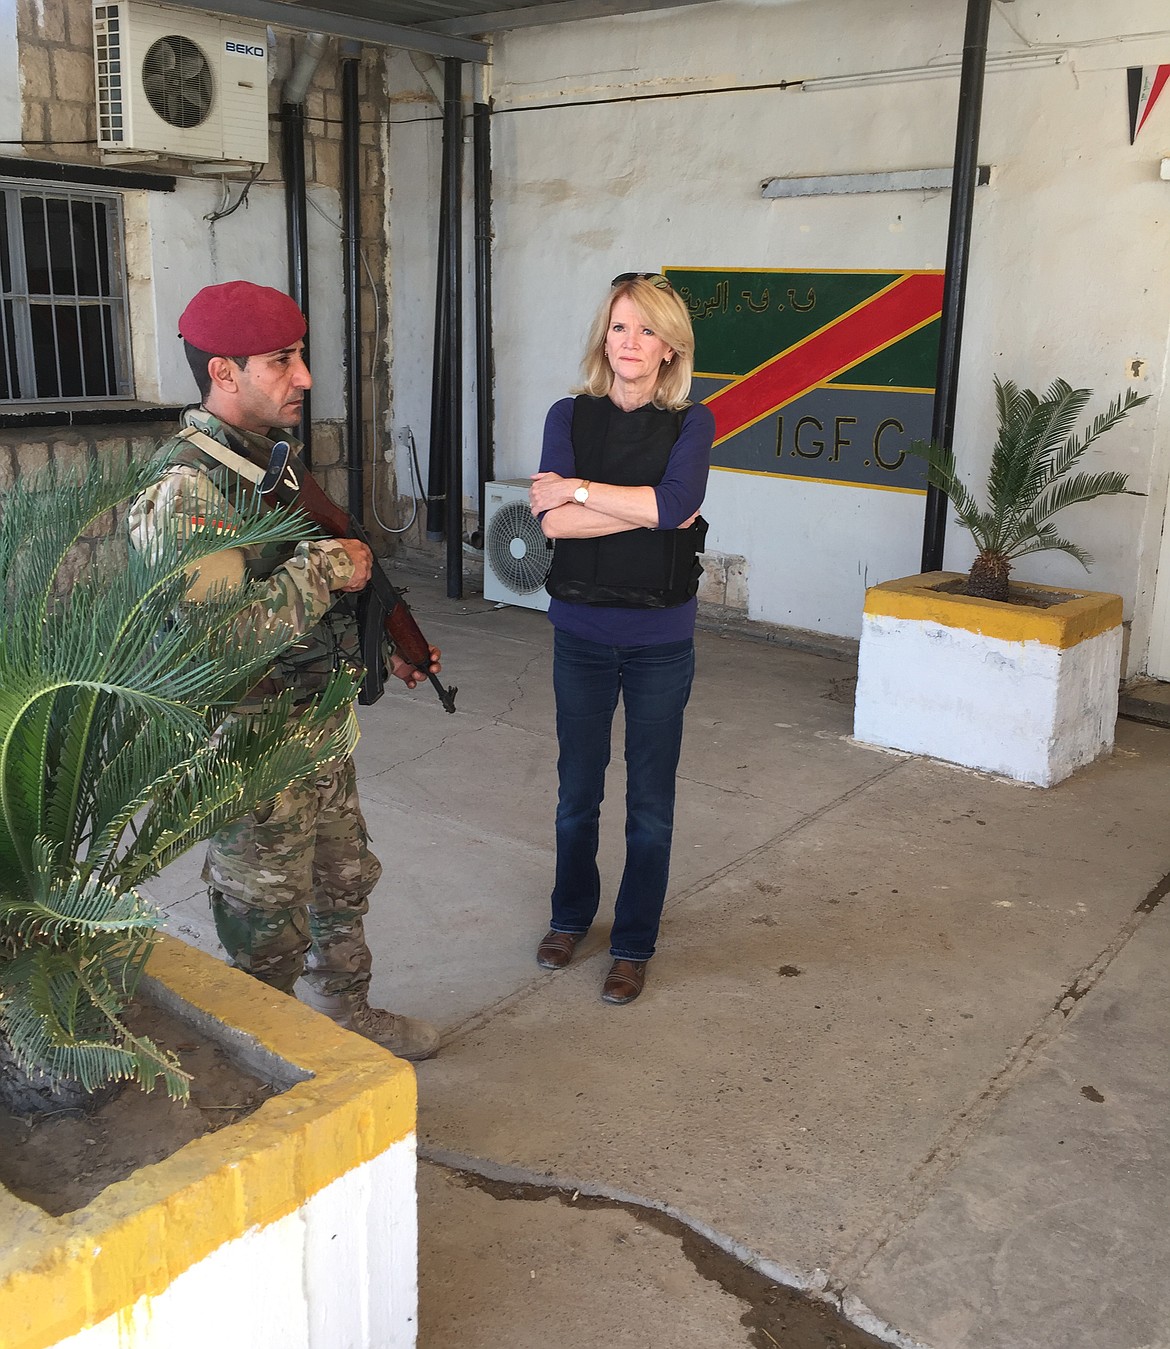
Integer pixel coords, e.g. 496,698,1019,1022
0,451,355,1114
853,377,1148,786
909,378,1146,601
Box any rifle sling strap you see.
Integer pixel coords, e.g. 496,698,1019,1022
174,425,267,487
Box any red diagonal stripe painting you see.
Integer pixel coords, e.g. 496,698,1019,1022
705,272,945,446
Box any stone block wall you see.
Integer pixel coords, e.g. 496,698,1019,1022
15,0,95,161
698,550,749,616
0,425,174,584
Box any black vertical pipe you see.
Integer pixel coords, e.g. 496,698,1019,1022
472,98,495,545
920,0,992,573
426,187,450,541
442,58,464,599
281,101,313,467
341,49,363,523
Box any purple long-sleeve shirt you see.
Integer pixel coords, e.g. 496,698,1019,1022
538,396,714,645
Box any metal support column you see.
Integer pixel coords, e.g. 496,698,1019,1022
472,98,495,546
442,57,464,598
281,100,312,467
341,47,364,523
920,0,992,572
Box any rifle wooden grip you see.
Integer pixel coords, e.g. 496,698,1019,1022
263,447,455,711
385,599,432,670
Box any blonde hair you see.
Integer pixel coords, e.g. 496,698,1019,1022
575,276,695,411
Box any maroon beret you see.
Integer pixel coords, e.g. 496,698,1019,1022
178,281,306,356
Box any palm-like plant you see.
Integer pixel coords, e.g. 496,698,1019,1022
0,453,356,1112
910,378,1148,602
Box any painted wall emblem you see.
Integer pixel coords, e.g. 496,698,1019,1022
1128,65,1169,143
665,267,943,493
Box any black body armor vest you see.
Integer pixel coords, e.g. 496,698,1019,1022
545,396,708,609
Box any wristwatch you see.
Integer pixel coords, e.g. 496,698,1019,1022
573,479,591,504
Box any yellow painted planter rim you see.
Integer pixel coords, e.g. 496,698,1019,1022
1,935,417,1349
864,572,1123,648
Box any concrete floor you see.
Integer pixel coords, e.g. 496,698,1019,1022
149,567,1170,1349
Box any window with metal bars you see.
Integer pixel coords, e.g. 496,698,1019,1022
0,182,132,403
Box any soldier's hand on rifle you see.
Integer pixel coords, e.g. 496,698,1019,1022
390,644,442,690
335,538,374,591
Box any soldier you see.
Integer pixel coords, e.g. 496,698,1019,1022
128,280,440,1061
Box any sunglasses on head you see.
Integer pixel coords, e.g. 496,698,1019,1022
611,272,673,291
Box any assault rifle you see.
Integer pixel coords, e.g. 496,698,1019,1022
261,440,457,713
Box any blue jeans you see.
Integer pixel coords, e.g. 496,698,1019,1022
550,629,695,961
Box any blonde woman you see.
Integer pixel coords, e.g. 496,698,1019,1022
529,273,713,1005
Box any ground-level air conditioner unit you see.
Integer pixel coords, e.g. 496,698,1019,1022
484,479,552,612
93,1,270,164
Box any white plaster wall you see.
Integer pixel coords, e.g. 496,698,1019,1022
139,179,346,418
0,0,18,144
54,1136,418,1349
384,63,460,514
385,0,1170,656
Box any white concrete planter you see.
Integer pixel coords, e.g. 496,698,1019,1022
0,937,419,1349
854,571,1124,787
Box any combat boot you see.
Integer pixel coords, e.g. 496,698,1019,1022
300,987,440,1062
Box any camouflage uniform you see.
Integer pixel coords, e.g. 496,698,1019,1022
128,407,382,999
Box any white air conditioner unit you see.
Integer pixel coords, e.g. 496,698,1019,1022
484,479,552,612
93,1,270,164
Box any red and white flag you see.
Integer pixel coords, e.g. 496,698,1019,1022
1128,65,1170,143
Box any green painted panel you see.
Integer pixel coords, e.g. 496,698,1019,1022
828,319,941,390
666,268,904,377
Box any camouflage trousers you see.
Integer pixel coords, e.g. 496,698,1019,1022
204,749,382,998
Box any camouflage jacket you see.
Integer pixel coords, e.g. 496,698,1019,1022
127,408,366,708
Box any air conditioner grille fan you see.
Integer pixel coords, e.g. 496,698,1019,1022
142,34,212,128
486,500,551,595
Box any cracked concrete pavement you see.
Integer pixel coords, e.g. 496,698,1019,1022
149,566,1170,1349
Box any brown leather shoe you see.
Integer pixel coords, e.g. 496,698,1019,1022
601,958,647,1005
537,930,582,969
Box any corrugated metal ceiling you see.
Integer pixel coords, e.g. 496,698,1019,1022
327,0,714,37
